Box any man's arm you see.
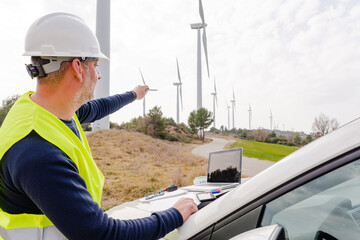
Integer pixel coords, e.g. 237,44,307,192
3,132,190,240
76,86,149,124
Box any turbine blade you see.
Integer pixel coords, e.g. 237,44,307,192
214,77,216,93
139,68,146,85
215,94,218,108
180,85,183,111
232,88,236,110
202,28,210,77
176,58,182,83
199,0,205,24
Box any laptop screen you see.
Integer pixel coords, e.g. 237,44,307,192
207,148,242,183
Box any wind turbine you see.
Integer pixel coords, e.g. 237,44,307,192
191,0,210,110
226,102,231,130
173,58,183,124
211,77,218,128
230,89,236,129
269,109,273,130
248,105,252,130
139,68,157,117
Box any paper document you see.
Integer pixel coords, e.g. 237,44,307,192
139,189,188,203
149,192,200,212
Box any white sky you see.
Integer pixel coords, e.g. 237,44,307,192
1,0,360,133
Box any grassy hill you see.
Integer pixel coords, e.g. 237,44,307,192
231,139,298,162
87,129,208,210
88,131,298,210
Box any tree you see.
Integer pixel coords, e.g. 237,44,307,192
187,107,213,141
240,129,248,139
268,131,276,138
305,134,313,143
187,111,197,134
147,106,165,137
312,113,340,138
253,128,267,142
196,108,213,140
0,95,20,126
219,125,224,132
293,133,301,146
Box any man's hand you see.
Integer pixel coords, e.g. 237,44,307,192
172,198,198,222
133,85,149,100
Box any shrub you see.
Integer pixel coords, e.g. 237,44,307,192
110,122,121,129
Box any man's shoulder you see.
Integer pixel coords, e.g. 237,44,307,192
4,130,76,171
10,130,60,154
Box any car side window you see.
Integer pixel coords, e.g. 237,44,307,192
260,159,360,240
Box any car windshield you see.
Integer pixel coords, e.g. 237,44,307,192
261,158,360,240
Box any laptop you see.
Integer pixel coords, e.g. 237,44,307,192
182,148,243,192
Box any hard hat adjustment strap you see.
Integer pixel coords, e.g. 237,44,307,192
25,64,46,79
25,56,99,79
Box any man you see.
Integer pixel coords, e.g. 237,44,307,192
0,12,197,240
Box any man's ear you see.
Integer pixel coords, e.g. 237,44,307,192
71,59,83,82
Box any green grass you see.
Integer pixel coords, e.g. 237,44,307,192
231,139,298,162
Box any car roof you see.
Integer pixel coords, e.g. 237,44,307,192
176,117,360,239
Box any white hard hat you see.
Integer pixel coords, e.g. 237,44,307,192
23,12,109,60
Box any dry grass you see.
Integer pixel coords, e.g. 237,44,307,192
87,129,207,210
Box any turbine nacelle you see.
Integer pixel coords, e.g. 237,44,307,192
190,23,207,29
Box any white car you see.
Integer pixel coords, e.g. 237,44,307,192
108,117,360,240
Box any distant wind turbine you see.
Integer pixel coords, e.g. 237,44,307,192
191,0,210,110
226,100,230,130
248,105,252,130
211,77,218,128
173,58,183,124
269,109,273,130
139,67,157,116
230,88,236,129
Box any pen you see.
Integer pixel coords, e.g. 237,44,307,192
211,189,221,194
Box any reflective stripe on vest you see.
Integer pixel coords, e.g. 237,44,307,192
0,91,104,239
0,225,66,240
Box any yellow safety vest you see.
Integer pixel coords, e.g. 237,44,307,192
0,91,104,240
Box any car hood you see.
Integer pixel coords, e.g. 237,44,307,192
170,117,360,239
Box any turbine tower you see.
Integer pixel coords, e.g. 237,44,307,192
191,0,210,110
226,102,231,130
269,109,273,130
93,0,110,131
248,105,252,130
139,68,157,116
173,58,183,124
211,77,218,128
230,89,236,129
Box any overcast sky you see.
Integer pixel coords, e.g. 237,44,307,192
1,0,360,133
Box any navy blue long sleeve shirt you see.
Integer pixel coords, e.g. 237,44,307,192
0,92,183,240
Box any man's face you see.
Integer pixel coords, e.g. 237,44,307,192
79,60,101,103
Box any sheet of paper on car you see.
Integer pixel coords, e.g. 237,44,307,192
139,189,187,202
